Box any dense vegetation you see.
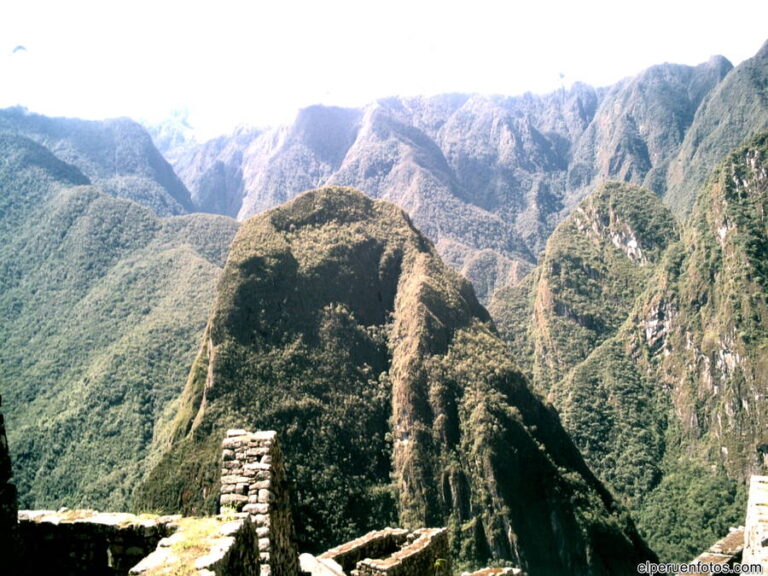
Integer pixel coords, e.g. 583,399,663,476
0,107,195,216
0,133,237,509
138,187,654,575
493,133,768,562
490,182,677,390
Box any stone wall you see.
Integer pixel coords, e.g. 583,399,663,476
313,528,449,576
17,509,177,576
0,394,21,572
353,528,449,576
688,526,744,571
129,514,260,576
744,475,768,569
220,429,299,576
317,528,410,573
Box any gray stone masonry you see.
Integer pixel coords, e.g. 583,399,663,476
18,509,178,576
744,475,768,570
220,429,299,576
129,513,260,576
315,527,450,576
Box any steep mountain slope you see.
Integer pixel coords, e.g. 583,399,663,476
490,182,678,390
167,57,731,303
542,133,768,561
571,57,732,196
170,126,262,217
0,133,238,510
137,187,654,575
0,107,195,216
666,40,768,216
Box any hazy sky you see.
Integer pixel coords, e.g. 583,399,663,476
2,0,767,138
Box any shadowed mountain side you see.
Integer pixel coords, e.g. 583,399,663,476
137,187,654,575
0,133,238,510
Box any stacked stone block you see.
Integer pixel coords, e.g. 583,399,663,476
744,475,768,569
352,528,449,576
220,429,298,576
316,527,449,576
18,510,176,575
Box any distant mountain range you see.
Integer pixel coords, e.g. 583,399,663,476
1,38,767,572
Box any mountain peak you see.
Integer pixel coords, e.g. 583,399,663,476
138,186,653,574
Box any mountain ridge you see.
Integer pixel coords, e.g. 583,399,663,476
137,186,654,575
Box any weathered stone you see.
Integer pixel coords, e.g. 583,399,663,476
222,449,235,461
222,437,244,448
221,475,251,485
242,503,269,515
227,429,248,437
218,429,298,576
129,547,178,574
220,494,249,506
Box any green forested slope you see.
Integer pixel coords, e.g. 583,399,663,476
496,134,768,562
0,107,195,216
137,187,654,575
0,134,237,510
490,182,678,390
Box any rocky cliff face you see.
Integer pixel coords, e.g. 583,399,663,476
138,187,654,575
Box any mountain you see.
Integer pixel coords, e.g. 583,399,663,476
665,40,768,216
570,57,732,196
164,58,731,304
493,133,768,562
0,133,238,510
137,187,654,575
0,107,195,216
490,182,678,391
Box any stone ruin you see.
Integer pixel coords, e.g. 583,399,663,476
218,429,299,576
2,425,474,576
300,527,450,576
